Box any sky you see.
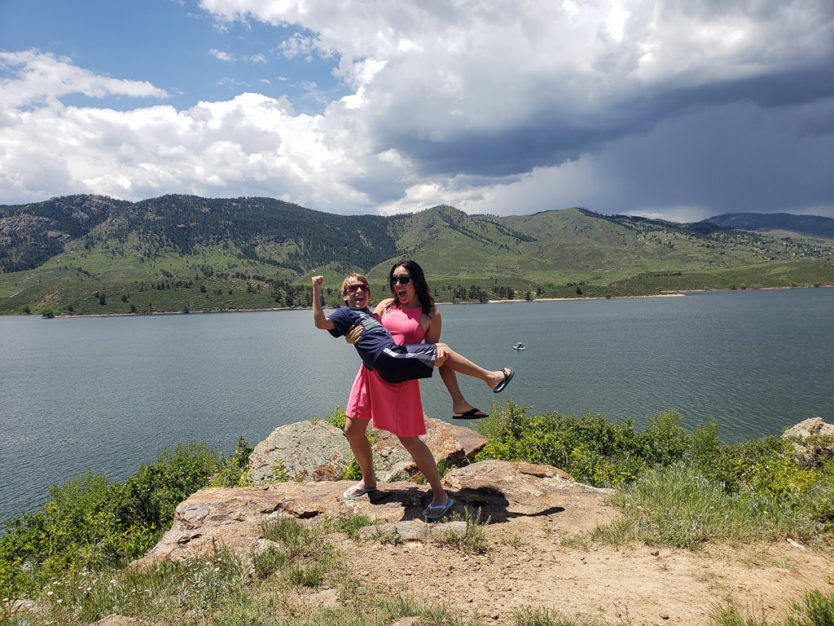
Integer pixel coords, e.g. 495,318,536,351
1,0,833,222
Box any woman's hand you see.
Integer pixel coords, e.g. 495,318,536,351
345,324,363,344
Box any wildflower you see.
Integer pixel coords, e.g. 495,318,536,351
47,591,53,596
57,599,63,604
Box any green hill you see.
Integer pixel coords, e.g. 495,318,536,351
1,195,832,315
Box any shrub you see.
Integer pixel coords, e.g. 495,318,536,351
475,403,689,487
322,405,347,430
477,404,833,548
206,436,254,488
114,442,224,530
0,438,250,598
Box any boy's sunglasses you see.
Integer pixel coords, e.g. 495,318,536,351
391,276,411,285
345,284,368,293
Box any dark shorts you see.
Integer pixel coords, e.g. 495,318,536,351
373,343,437,383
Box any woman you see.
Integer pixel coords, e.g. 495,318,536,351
341,260,489,519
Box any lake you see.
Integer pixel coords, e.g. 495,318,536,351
1,287,832,523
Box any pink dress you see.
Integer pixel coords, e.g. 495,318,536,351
345,306,427,437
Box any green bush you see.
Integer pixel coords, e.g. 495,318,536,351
114,442,224,530
596,462,827,548
322,405,347,430
207,436,255,487
476,403,833,547
1,438,252,598
475,404,690,487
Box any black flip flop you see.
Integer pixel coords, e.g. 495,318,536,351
453,408,488,419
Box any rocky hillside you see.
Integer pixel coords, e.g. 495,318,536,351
2,195,833,314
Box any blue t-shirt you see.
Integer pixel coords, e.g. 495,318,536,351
327,307,396,371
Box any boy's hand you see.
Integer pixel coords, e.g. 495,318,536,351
312,275,324,289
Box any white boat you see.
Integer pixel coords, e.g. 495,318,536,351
513,342,526,351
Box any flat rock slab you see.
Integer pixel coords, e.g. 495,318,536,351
133,460,610,567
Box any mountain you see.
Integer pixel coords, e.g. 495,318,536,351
0,195,129,272
702,213,834,238
1,196,833,315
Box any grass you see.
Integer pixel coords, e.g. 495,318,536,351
3,404,833,623
322,514,375,540
512,607,610,625
712,589,834,625
254,518,338,585
3,517,481,625
432,508,490,554
590,463,827,550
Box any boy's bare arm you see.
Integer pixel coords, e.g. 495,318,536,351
311,275,336,330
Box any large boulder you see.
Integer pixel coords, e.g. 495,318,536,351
248,417,487,484
248,420,352,483
131,460,611,567
781,417,834,466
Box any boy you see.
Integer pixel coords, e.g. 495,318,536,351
312,274,513,391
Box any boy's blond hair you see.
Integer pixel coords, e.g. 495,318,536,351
341,273,370,297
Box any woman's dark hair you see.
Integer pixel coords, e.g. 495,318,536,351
388,259,434,316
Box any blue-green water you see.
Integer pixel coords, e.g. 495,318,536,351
2,288,832,523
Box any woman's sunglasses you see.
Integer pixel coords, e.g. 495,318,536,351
345,284,368,293
391,275,411,285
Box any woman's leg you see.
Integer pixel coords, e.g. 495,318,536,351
397,435,448,509
344,417,377,492
434,343,510,390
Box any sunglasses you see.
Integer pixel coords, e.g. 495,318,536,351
391,275,411,285
345,284,368,293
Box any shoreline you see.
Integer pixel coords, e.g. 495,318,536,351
14,283,834,318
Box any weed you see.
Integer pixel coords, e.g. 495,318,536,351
514,606,607,625
592,462,829,549
713,589,834,626
255,518,337,587
434,508,490,554
324,514,375,540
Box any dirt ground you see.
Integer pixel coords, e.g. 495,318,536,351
328,504,834,625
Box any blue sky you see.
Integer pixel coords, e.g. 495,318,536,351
0,0,345,113
1,0,833,221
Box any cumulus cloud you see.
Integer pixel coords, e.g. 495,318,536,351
0,49,168,109
1,1,833,218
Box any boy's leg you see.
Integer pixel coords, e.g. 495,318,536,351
434,343,510,391
344,417,377,492
439,365,483,415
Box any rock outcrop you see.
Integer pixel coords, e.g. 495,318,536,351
131,460,611,568
248,420,352,483
248,417,487,484
781,417,834,466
